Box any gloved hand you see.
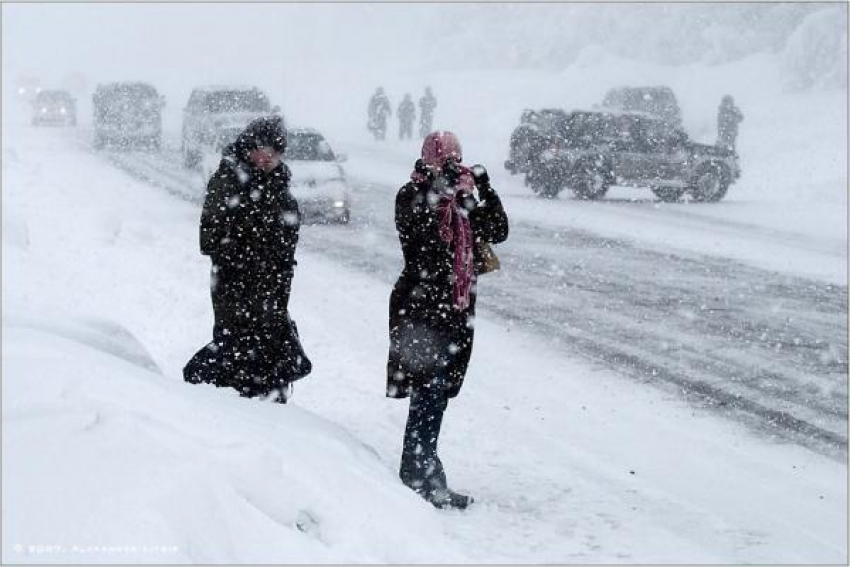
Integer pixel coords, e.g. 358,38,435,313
470,164,496,200
442,160,462,186
414,158,431,180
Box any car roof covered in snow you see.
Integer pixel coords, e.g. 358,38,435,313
95,82,158,95
287,127,324,136
192,85,267,93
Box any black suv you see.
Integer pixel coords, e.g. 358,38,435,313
181,86,278,169
92,82,164,150
508,109,740,202
32,89,77,126
602,86,682,127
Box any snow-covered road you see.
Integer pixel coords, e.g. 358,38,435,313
86,132,848,459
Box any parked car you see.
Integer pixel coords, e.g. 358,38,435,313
512,109,740,202
602,86,682,127
92,82,164,150
181,85,278,169
15,74,42,103
504,108,569,175
31,89,76,126
197,126,351,224
284,128,351,224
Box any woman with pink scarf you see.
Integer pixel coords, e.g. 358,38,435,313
387,131,509,509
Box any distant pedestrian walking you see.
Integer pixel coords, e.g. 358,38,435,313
368,87,392,141
397,93,416,140
418,87,437,138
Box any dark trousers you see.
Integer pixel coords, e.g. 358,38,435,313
399,373,450,495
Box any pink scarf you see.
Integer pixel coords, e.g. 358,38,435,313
411,163,476,311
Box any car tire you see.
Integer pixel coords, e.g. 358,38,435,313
528,173,562,198
651,187,685,202
337,210,351,225
689,162,730,203
571,161,611,200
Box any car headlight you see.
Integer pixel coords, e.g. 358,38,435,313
60,108,67,114
333,200,346,208
41,108,48,113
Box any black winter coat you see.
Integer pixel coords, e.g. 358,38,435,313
386,178,509,399
717,102,743,148
184,146,308,398
200,147,300,331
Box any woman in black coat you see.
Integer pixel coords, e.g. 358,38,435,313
387,131,509,509
184,116,310,401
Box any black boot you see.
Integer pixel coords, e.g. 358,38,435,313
425,487,474,510
400,375,475,510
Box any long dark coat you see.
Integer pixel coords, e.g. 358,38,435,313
386,178,509,399
184,144,308,397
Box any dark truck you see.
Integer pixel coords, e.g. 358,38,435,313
92,82,165,150
507,109,740,202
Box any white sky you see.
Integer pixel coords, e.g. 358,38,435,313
3,3,435,86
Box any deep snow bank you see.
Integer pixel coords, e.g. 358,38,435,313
2,320,456,564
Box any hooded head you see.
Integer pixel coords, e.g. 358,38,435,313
225,115,287,173
420,130,462,168
236,115,287,155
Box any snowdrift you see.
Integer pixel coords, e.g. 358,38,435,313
2,316,458,564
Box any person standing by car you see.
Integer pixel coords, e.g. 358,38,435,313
183,115,311,402
717,95,743,152
418,87,437,138
397,93,416,140
387,131,509,509
368,87,392,140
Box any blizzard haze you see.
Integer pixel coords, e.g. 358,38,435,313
4,3,847,137
2,2,848,565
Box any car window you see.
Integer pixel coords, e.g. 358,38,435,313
187,91,204,111
284,133,335,161
639,119,681,151
36,92,72,105
623,89,679,122
202,90,270,113
567,114,627,145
